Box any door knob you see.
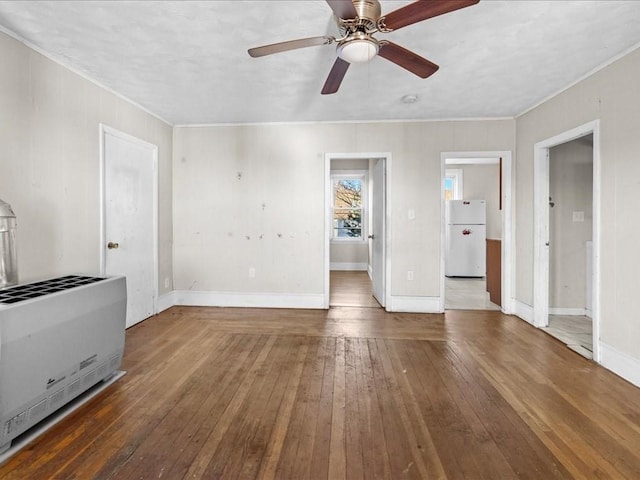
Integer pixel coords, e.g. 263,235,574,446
107,242,119,250
368,234,375,239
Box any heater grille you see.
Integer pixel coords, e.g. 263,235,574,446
0,274,127,454
0,275,104,304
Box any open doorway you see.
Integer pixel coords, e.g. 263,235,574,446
440,152,513,313
534,122,599,360
324,153,390,309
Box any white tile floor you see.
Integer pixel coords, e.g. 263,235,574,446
444,277,501,311
542,315,593,359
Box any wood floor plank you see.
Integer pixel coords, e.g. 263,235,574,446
354,338,391,479
462,337,640,479
328,336,347,480
255,337,315,480
290,337,332,480
1,295,640,479
424,340,570,479
113,333,265,479
373,338,446,479
307,336,336,480
69,325,230,480
232,337,316,478
344,337,365,480
392,338,491,479
181,334,281,479
195,335,315,479
162,334,269,478
272,336,324,479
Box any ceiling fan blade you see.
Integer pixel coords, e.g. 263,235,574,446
322,58,350,95
325,0,358,20
381,0,479,31
248,36,335,58
377,42,439,78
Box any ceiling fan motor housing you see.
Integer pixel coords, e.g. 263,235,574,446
352,0,381,30
338,0,382,35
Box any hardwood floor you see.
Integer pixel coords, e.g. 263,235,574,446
330,271,381,308
1,306,640,479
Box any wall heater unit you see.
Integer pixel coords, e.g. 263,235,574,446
0,275,126,453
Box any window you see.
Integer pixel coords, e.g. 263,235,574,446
444,168,463,201
332,174,365,240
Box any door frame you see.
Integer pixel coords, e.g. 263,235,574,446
440,151,514,314
533,120,601,361
324,152,391,309
99,124,159,316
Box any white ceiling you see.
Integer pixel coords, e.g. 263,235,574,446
0,1,639,125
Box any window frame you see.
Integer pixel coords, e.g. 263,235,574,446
331,171,367,243
444,168,464,201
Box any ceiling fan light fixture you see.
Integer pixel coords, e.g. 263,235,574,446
337,34,379,63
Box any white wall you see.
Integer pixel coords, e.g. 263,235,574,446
549,137,593,309
516,46,640,361
0,32,174,293
173,120,515,299
459,163,502,239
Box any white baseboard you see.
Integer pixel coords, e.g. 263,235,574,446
330,262,368,271
500,298,514,315
173,290,326,309
513,299,534,325
549,307,588,316
600,342,640,389
157,291,176,313
387,296,441,313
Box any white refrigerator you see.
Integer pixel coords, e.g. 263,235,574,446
445,200,486,277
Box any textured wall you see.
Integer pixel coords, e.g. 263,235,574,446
549,137,593,309
0,32,174,293
516,46,640,357
173,120,515,297
459,163,502,240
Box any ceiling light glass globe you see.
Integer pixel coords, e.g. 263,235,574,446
338,37,379,63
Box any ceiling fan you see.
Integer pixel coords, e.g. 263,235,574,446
248,0,479,95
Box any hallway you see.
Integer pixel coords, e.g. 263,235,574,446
329,271,381,308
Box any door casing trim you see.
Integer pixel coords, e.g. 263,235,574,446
533,120,601,361
99,124,159,316
440,151,514,314
324,152,391,310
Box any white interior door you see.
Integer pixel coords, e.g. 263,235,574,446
102,126,157,328
371,158,385,306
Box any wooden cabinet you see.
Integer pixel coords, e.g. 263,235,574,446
486,239,501,306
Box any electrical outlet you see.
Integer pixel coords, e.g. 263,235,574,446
407,271,414,281
249,267,256,278
164,277,169,289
